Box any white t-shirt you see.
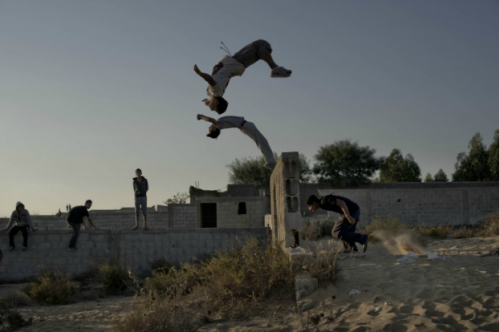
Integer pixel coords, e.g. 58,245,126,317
216,116,246,129
206,56,245,97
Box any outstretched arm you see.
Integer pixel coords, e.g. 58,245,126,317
194,65,216,86
197,114,218,126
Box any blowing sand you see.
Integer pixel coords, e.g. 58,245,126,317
2,237,498,332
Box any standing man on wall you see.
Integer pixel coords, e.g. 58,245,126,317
132,168,149,230
306,194,368,253
67,200,97,251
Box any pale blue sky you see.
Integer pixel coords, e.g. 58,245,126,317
0,0,498,216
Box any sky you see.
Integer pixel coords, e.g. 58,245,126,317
0,0,498,217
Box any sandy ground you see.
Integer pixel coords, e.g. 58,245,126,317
1,237,498,332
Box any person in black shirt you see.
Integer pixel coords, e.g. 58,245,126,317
306,194,368,253
132,168,149,230
67,200,97,251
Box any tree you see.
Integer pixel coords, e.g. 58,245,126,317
488,129,499,181
312,140,383,187
379,149,421,182
164,192,189,205
424,173,433,182
433,169,448,182
452,133,490,181
227,154,312,188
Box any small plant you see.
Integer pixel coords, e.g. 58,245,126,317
304,242,342,287
151,257,173,274
477,212,499,237
417,224,451,239
453,226,475,239
0,291,32,308
301,220,322,241
25,270,79,305
113,297,197,332
98,261,130,294
0,304,32,330
361,215,413,242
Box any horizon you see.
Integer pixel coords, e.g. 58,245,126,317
0,0,498,217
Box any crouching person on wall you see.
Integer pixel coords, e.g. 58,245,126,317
2,201,37,251
67,200,97,251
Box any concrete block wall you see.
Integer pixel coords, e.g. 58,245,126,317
169,205,197,228
0,228,268,282
269,152,302,247
196,197,267,228
315,182,498,226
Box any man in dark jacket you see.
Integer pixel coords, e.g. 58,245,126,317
306,194,368,253
67,200,97,251
2,202,37,251
133,168,149,230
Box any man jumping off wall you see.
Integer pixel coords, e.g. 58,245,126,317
194,40,292,115
197,114,276,170
306,194,368,253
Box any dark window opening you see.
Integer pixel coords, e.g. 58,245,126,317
238,202,247,215
200,203,217,228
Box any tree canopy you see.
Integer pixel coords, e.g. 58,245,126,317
379,149,421,182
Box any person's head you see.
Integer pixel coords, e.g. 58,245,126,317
203,96,228,114
15,202,25,213
85,200,93,209
306,195,321,212
206,125,221,139
135,168,142,177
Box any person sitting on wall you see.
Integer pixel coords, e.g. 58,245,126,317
1,202,37,251
67,200,97,251
194,39,292,115
197,114,276,170
306,194,368,253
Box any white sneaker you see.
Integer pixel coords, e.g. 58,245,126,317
271,66,292,78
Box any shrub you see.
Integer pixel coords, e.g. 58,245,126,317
301,219,335,241
0,305,32,330
417,224,451,239
304,242,342,287
477,212,499,237
0,291,32,308
151,257,173,274
113,298,197,332
98,261,130,294
25,270,78,305
453,226,475,239
361,215,413,242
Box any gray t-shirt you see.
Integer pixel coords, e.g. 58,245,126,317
217,116,246,129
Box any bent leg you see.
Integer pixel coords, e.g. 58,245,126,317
21,227,28,247
9,226,20,247
232,40,274,68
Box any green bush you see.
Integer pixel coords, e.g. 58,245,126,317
25,270,79,305
98,261,130,294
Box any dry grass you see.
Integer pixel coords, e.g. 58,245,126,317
0,305,32,331
416,224,451,239
98,261,130,294
115,239,300,331
0,291,32,309
304,242,342,287
361,215,417,243
477,212,499,237
301,219,335,241
25,270,79,305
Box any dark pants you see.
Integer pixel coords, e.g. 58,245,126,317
9,226,28,247
68,222,81,248
332,209,364,251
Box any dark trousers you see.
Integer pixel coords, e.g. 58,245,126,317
9,226,28,247
332,209,364,251
68,222,81,248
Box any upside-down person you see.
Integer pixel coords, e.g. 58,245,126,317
194,39,292,115
197,114,276,170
